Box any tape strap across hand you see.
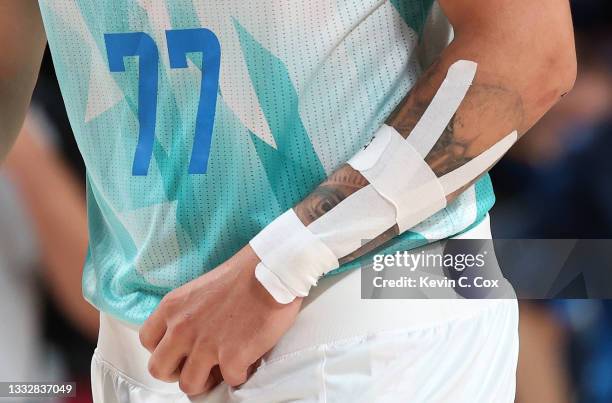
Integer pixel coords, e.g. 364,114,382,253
250,60,519,304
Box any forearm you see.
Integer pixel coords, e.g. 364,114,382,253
4,128,96,338
249,0,576,302
0,0,46,162
295,2,576,264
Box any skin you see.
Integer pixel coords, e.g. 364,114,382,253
0,0,576,397
4,126,98,340
515,302,571,403
0,1,46,162
141,246,302,392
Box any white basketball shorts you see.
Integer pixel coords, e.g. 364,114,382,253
91,215,519,403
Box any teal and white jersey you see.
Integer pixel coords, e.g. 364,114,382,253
38,0,495,324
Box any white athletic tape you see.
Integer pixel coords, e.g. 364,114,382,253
406,60,477,156
348,124,394,171
249,209,338,301
439,131,518,195
350,126,447,232
308,185,397,258
309,129,518,268
254,263,299,304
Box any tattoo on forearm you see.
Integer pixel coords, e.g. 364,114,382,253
424,118,473,176
294,166,368,225
425,83,524,177
293,59,525,265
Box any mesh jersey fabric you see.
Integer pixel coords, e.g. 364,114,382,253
37,0,495,325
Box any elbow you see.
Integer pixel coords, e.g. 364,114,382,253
535,29,578,103
520,36,577,117
555,48,577,96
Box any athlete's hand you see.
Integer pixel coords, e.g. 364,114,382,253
139,245,302,396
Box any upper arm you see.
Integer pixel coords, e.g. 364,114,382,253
439,0,576,79
437,0,576,129
439,0,574,42
0,0,46,162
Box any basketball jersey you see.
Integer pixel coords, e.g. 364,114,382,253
37,0,495,324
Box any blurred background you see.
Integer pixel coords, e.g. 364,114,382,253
0,1,610,402
490,0,612,401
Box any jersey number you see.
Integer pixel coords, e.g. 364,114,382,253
105,29,221,176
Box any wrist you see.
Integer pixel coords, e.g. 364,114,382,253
249,210,339,304
236,244,302,308
254,262,304,304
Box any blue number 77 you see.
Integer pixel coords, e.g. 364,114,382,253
105,28,221,176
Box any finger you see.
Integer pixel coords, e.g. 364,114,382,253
148,332,190,382
178,348,216,396
247,358,262,379
203,365,223,392
139,307,167,353
219,361,249,388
